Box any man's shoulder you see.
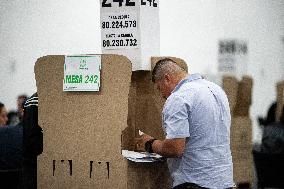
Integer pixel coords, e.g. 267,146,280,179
163,93,191,114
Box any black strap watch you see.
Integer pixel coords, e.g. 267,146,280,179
145,139,157,153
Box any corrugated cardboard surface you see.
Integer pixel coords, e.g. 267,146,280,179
124,70,171,188
35,55,132,189
233,76,253,117
222,75,253,117
127,161,172,189
276,81,284,122
223,75,253,187
231,117,253,185
222,76,238,113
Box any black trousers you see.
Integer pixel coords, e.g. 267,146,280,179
173,182,233,189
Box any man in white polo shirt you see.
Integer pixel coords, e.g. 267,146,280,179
135,58,234,189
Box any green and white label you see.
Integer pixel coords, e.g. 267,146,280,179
63,55,101,91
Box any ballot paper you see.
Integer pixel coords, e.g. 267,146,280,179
122,150,164,163
138,130,144,136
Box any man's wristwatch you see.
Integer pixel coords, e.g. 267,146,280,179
145,139,157,153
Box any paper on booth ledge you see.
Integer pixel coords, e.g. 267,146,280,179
122,150,163,163
138,130,144,136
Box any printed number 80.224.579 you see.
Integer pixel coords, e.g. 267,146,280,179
102,20,137,29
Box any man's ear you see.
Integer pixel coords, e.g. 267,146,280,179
164,74,171,82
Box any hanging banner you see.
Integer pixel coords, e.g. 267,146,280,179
100,0,160,70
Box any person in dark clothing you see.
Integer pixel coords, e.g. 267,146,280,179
258,101,277,127
0,122,23,189
22,92,43,189
7,94,28,126
7,111,19,126
261,105,284,154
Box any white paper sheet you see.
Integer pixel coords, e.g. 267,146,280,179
122,150,163,163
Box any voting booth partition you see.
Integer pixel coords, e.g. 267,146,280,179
276,80,284,122
223,75,254,188
35,54,188,189
36,55,130,188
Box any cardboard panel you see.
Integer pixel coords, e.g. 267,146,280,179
222,75,253,116
123,70,171,188
222,75,253,187
35,55,131,189
230,117,253,186
222,76,239,113
276,81,284,122
233,76,253,117
127,161,171,189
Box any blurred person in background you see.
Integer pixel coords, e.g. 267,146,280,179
0,102,23,188
0,123,23,189
261,105,284,154
7,94,28,126
0,102,8,126
258,101,277,127
7,112,19,126
254,101,278,152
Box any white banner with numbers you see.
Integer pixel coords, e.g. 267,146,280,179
101,11,139,50
100,0,159,70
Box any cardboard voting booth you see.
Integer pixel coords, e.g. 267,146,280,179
35,54,188,189
36,53,255,188
223,76,254,187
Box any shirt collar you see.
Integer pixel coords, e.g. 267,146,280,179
172,73,203,94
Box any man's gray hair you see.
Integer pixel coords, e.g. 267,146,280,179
152,58,185,82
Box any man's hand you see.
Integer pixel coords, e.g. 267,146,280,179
134,134,154,152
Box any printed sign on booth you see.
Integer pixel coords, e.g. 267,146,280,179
63,55,101,92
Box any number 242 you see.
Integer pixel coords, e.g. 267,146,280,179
102,0,157,7
102,0,135,7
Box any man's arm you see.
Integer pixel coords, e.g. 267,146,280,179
152,138,185,158
135,134,186,158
